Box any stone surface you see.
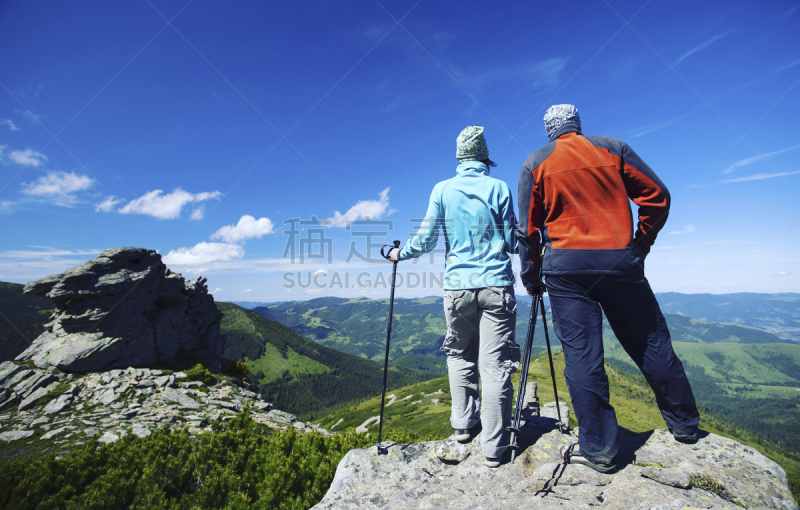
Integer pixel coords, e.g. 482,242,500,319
0,430,34,442
97,432,120,444
0,362,315,466
18,381,60,411
131,426,151,438
0,387,17,411
435,439,471,463
0,361,23,385
162,388,200,409
313,414,798,510
17,248,223,373
640,466,691,488
3,369,33,389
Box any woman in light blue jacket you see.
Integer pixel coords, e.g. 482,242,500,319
390,126,520,468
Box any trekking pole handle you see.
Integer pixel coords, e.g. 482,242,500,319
380,240,401,262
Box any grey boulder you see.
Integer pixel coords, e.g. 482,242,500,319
17,247,223,373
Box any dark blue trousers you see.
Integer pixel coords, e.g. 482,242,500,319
546,271,699,465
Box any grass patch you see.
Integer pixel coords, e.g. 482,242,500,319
632,461,667,468
689,473,744,507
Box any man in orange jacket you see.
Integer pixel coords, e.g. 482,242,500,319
517,104,699,473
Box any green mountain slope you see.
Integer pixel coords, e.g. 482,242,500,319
604,340,800,453
255,297,448,362
0,282,54,362
218,302,436,416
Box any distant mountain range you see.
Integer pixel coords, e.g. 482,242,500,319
255,295,790,367
656,292,800,342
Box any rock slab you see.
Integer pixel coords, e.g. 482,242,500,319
313,416,798,510
17,248,223,373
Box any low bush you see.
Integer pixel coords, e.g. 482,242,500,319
184,363,217,386
0,408,429,509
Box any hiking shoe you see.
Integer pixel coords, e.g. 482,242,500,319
562,443,616,474
485,456,501,468
672,431,698,444
454,429,471,443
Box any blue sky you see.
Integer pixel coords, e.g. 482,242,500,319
1,0,798,301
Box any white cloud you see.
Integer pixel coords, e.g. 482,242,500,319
163,242,244,267
0,119,20,131
673,30,733,66
22,171,94,204
212,287,222,294
9,148,47,166
767,271,793,277
454,58,567,92
241,289,252,293
314,269,328,277
191,208,204,220
119,188,220,220
211,215,275,243
529,58,568,89
722,144,800,174
724,170,800,183
0,247,102,282
95,196,121,213
669,225,696,235
326,188,392,227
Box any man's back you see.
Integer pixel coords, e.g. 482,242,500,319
519,124,670,279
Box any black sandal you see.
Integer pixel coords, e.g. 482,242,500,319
562,443,616,474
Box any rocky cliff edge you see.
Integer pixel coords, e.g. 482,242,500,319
313,411,798,510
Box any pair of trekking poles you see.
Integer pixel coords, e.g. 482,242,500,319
376,241,565,462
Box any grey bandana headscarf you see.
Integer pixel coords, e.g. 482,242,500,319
544,104,581,140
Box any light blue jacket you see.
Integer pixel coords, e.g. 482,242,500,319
398,161,517,290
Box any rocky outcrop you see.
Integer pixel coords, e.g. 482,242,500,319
17,247,223,373
0,361,327,449
314,398,798,510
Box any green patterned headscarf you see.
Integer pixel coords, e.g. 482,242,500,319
456,126,489,162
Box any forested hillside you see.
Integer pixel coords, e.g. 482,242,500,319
218,302,436,416
255,297,447,362
0,282,54,362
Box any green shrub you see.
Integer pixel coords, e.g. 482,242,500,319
223,359,250,378
184,363,216,386
0,408,426,509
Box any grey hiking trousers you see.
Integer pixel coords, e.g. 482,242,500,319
442,286,520,458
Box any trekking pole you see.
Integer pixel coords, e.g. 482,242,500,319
507,287,541,464
540,290,568,433
376,240,401,454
